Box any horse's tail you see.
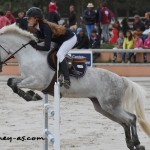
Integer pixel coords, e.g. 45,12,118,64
122,77,150,137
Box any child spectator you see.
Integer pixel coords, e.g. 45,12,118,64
143,32,150,62
122,31,134,63
112,31,124,62
109,23,119,44
0,11,11,29
75,28,89,49
90,29,101,62
134,31,143,49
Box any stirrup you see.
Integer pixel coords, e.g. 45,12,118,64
63,79,70,89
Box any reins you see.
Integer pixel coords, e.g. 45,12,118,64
0,41,30,66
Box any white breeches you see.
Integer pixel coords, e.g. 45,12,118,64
56,35,77,63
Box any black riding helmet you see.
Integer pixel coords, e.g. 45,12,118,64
26,7,43,20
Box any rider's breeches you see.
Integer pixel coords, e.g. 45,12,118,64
57,35,77,63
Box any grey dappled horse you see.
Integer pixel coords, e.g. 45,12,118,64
0,24,150,150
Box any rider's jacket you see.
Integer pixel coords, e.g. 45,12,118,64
35,22,75,51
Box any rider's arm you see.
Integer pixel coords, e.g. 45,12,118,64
35,24,52,51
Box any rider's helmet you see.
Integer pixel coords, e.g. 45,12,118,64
26,7,43,20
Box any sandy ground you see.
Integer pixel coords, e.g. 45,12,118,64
0,76,150,150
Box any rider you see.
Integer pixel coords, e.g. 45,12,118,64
26,7,77,89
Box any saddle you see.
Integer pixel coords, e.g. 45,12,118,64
47,49,87,78
42,49,87,95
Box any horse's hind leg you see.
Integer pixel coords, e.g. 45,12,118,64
90,98,144,150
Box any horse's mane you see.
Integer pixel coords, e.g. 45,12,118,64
0,24,37,41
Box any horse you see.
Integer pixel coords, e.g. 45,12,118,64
0,24,150,150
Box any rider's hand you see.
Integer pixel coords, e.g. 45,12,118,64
29,40,37,49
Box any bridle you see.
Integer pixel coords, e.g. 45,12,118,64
0,42,30,67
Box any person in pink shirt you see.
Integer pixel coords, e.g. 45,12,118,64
134,31,143,49
5,11,16,24
143,32,150,62
0,11,11,29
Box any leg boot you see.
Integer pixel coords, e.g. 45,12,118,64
60,59,70,89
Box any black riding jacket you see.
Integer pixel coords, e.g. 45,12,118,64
35,22,75,51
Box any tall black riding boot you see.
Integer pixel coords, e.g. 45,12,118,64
60,59,70,89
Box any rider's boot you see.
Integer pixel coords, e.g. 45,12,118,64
60,59,70,89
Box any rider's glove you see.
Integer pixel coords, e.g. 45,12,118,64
29,40,37,49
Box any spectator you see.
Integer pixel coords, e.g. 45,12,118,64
143,32,150,62
96,2,102,36
89,29,101,62
5,11,16,24
133,31,143,49
75,28,89,49
0,11,11,29
48,2,60,24
121,17,130,37
109,23,119,44
145,12,150,29
133,15,145,32
83,3,96,39
100,2,112,43
112,31,124,63
122,31,134,63
16,10,28,30
69,5,77,32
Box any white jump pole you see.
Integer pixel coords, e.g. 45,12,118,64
43,58,60,150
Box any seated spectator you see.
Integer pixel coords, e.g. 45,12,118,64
0,11,11,29
5,11,16,24
112,31,124,62
75,28,89,49
143,32,150,62
122,31,134,63
48,2,60,24
90,29,101,62
133,31,143,62
133,15,145,32
109,23,119,45
16,10,28,30
145,12,150,29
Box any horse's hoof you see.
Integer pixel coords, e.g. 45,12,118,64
136,145,145,150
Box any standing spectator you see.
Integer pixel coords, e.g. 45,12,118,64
145,12,150,29
48,2,60,24
16,10,27,30
0,11,11,29
69,5,77,32
100,2,112,43
121,17,130,37
75,28,89,49
5,11,16,24
112,31,124,63
84,3,96,39
143,32,150,62
96,3,102,36
122,31,134,63
133,15,145,32
89,29,101,62
109,23,119,44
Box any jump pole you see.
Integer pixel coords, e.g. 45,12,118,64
43,58,60,150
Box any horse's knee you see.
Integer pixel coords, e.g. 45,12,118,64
7,78,14,86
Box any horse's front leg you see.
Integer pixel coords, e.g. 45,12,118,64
7,77,42,101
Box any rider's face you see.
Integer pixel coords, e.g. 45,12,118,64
27,17,37,26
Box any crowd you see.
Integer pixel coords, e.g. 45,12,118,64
0,1,150,63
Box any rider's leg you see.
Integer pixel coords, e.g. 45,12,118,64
56,35,77,89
